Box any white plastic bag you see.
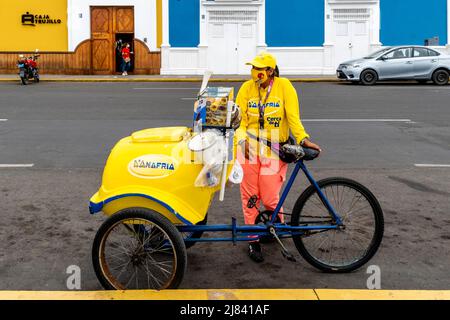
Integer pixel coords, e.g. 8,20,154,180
191,130,228,187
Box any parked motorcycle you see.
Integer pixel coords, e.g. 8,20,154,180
17,49,40,85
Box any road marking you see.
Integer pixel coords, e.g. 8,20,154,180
415,164,450,168
0,119,7,121
302,119,412,122
0,164,34,168
133,87,199,90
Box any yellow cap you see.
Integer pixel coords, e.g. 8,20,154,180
246,52,277,69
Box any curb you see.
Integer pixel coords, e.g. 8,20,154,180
0,78,339,83
0,289,449,300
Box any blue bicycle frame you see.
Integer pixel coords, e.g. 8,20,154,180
177,160,344,243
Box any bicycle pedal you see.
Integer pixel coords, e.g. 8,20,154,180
269,226,297,262
281,249,297,262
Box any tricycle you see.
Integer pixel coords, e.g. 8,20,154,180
89,76,384,290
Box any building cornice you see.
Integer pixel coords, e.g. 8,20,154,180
202,0,263,7
328,0,378,4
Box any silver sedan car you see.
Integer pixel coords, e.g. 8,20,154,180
337,46,450,85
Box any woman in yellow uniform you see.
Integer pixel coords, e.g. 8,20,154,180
235,52,322,262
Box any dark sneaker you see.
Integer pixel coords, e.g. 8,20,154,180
248,242,264,263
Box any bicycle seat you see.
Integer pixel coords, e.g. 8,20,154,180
302,147,320,161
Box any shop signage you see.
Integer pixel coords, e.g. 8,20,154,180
21,12,62,26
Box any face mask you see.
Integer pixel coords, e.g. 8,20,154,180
251,69,268,84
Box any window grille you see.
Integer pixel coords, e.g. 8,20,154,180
208,10,257,23
333,8,370,21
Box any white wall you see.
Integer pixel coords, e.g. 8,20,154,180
162,48,202,75
162,0,265,75
325,0,381,70
161,0,339,75
161,46,331,75
448,0,450,46
160,0,450,75
67,0,157,51
266,48,326,75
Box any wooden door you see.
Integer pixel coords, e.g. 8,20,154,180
113,7,134,72
90,6,134,74
114,7,134,33
91,7,113,75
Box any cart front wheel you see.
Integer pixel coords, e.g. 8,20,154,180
291,177,384,273
92,208,187,290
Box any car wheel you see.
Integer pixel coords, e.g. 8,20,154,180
360,70,378,86
432,69,449,86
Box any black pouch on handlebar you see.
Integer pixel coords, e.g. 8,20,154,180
247,133,299,163
277,137,300,163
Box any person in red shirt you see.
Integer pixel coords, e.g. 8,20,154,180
121,43,133,76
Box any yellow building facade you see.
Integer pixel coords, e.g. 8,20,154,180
0,0,162,74
0,0,68,51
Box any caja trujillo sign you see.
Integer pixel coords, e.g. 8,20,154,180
21,12,62,26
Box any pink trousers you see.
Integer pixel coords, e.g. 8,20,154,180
238,154,288,225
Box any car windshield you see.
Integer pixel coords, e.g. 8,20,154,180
364,48,392,59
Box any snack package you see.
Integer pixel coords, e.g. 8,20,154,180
190,87,241,191
193,87,234,129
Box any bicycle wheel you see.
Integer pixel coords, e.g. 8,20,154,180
291,177,384,273
92,208,187,290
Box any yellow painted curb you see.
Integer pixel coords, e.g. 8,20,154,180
1,289,449,300
0,78,339,83
0,289,317,300
315,289,450,300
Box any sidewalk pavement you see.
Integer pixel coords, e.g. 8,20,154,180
0,74,339,83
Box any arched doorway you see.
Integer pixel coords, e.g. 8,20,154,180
90,6,134,75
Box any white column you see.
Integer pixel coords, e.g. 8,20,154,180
323,0,334,74
256,0,267,51
323,0,333,46
199,3,208,46
160,0,171,73
198,1,208,74
161,0,170,47
370,0,382,50
447,0,450,47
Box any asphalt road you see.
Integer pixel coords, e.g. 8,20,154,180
0,81,449,290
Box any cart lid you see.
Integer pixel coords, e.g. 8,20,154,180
131,126,190,143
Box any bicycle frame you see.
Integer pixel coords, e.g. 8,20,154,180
177,160,344,243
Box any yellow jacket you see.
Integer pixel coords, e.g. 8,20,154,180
235,77,310,158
